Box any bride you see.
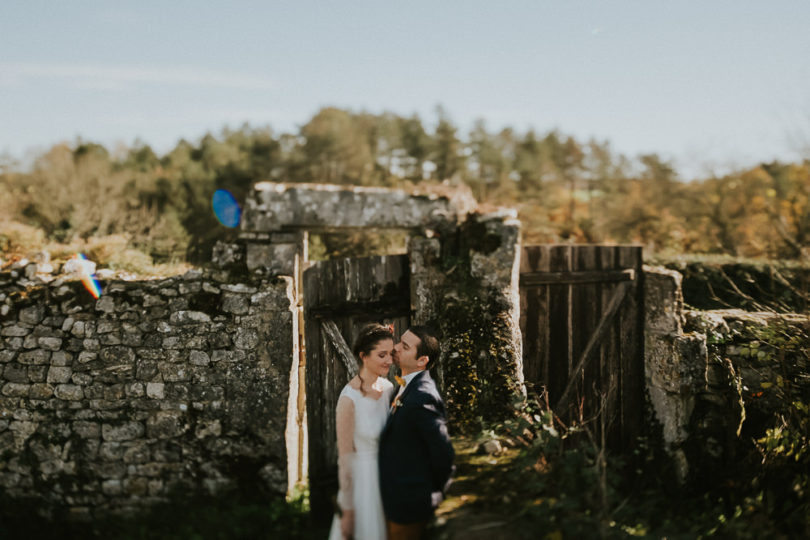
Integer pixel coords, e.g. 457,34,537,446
328,323,395,540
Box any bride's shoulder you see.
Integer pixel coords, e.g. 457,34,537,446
378,377,394,391
339,378,362,399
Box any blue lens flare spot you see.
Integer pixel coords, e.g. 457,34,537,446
212,189,241,228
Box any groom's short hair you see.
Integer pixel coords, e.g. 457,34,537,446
408,325,440,369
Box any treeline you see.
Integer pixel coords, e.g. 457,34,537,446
1,106,809,264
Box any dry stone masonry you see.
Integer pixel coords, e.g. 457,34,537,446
239,182,526,430
9,180,788,517
0,266,299,517
644,265,810,484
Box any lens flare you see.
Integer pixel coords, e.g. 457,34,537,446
72,253,102,299
212,189,241,228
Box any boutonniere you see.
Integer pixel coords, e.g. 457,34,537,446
390,394,404,413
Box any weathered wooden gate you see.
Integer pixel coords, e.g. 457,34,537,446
304,254,410,522
519,245,644,448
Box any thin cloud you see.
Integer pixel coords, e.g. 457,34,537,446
0,62,277,90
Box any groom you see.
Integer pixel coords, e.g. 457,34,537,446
379,326,455,540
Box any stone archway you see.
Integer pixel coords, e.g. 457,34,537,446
228,182,525,497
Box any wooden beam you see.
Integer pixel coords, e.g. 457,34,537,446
555,281,632,411
321,319,358,379
307,300,410,319
519,268,634,287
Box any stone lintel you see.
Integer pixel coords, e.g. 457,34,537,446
241,182,469,233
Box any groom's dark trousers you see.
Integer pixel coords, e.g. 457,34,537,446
379,370,454,539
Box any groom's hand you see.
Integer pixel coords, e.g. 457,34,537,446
340,509,354,539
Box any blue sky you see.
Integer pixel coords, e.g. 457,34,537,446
2,1,809,178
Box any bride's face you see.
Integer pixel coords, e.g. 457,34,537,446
360,338,394,377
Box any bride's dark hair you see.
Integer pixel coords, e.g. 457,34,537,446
352,323,394,395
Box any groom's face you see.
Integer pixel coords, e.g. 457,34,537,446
393,330,427,376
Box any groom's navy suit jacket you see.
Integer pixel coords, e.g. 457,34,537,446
378,370,454,524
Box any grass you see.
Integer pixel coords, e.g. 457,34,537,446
1,229,192,279
431,383,809,539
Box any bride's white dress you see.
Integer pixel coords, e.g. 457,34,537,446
328,378,394,540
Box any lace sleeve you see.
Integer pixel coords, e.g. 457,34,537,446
335,394,356,511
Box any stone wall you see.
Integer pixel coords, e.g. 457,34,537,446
643,266,707,481
410,211,525,431
0,267,298,516
644,264,810,484
683,308,810,485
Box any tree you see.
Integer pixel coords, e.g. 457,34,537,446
430,106,465,182
467,119,510,199
397,114,430,181
761,162,810,258
514,130,543,194
299,107,375,184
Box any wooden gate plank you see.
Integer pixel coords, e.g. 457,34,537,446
618,246,643,447
322,319,358,378
556,280,632,410
573,245,599,420
547,245,572,406
520,245,551,389
597,247,620,447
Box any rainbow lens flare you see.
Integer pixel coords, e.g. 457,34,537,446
74,253,102,299
212,189,241,228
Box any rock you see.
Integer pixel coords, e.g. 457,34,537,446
3,364,28,383
29,383,54,399
63,257,96,276
2,383,30,397
221,294,249,315
27,365,47,383
479,439,503,455
73,421,100,439
102,422,144,442
72,373,93,386
18,350,50,365
24,263,38,280
50,351,71,366
195,420,221,439
146,411,186,439
258,462,287,495
101,479,122,495
234,328,259,349
38,337,62,351
96,269,115,280
189,351,210,366
169,311,211,325
46,367,73,384
54,384,84,401
146,383,164,399
125,382,144,397
19,305,45,325
182,269,203,281
77,351,97,364
123,477,148,496
1,325,30,337
158,364,189,382
143,294,162,307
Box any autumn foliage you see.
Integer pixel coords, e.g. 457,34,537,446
2,107,810,266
